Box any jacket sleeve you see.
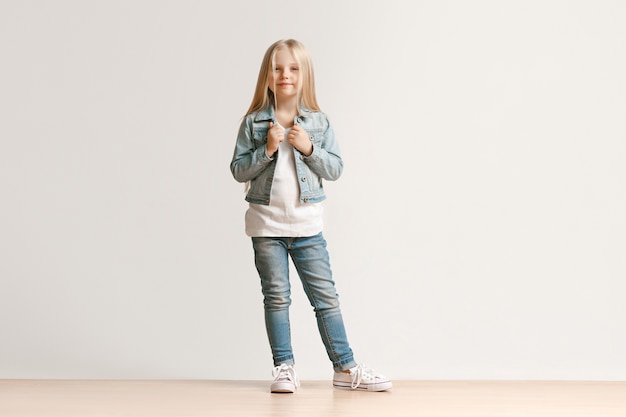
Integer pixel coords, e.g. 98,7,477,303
230,117,274,183
301,115,343,181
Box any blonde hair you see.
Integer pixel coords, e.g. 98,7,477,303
245,39,321,116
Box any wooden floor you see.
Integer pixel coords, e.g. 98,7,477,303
1,379,625,417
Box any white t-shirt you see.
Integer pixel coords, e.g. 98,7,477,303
245,127,323,237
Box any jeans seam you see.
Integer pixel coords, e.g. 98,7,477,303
294,262,341,366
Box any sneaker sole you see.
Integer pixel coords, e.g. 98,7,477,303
333,381,393,392
271,382,297,393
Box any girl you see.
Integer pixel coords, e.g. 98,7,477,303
230,39,391,393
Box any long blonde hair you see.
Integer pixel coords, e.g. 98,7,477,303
245,39,321,116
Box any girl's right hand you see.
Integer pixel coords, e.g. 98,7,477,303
266,122,284,158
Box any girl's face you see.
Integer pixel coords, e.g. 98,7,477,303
268,48,300,101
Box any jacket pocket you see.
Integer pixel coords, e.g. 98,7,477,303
252,128,269,150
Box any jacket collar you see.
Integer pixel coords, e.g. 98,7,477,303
254,102,312,123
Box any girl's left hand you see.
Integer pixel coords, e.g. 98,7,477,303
288,125,313,156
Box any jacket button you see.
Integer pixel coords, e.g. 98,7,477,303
300,177,306,182
303,197,309,203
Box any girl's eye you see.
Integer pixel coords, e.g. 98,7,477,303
291,67,299,71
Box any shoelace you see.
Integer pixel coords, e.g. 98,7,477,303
272,364,300,387
349,364,379,389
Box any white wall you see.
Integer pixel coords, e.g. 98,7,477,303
1,0,624,380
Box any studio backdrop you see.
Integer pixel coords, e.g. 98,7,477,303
1,0,625,380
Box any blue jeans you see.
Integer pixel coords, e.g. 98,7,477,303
251,232,357,372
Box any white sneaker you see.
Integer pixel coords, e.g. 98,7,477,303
271,364,300,393
333,364,392,391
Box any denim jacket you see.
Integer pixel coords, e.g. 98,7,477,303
230,104,343,205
